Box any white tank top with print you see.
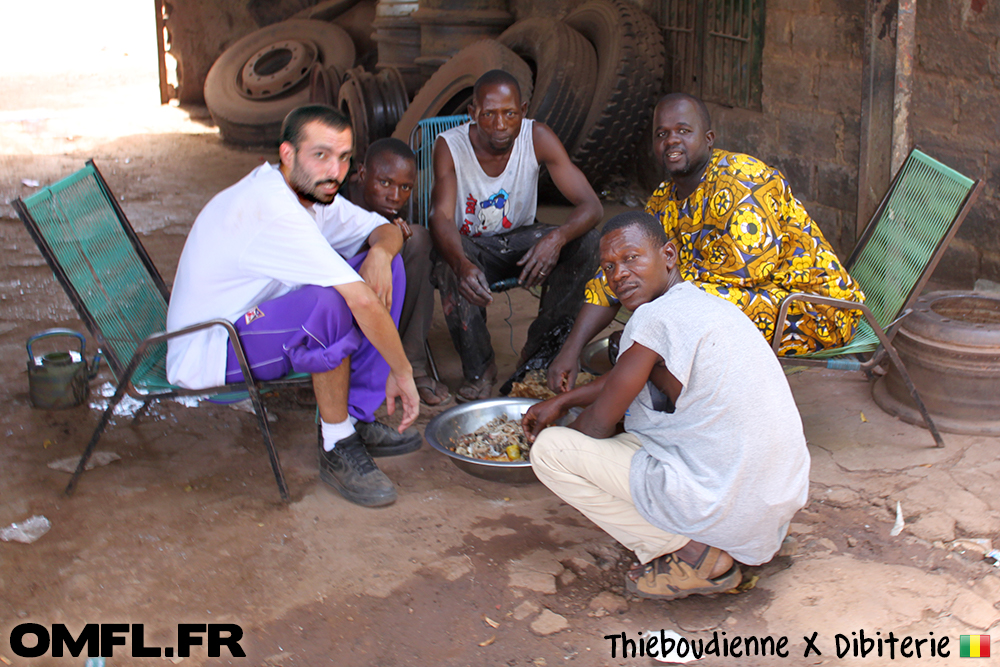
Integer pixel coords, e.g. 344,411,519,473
439,118,539,237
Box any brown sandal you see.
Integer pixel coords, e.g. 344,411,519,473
455,363,497,403
626,546,742,600
415,376,451,406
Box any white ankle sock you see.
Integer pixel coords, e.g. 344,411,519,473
321,418,355,451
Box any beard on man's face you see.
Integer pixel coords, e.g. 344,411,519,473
289,159,341,205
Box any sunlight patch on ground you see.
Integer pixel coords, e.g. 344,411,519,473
0,0,215,154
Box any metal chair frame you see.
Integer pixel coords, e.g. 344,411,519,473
14,160,309,501
772,147,983,448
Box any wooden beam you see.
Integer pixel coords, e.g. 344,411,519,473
154,0,170,105
891,0,916,175
856,0,898,236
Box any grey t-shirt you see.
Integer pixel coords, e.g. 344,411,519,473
622,282,810,565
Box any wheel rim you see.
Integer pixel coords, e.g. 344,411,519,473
239,39,318,100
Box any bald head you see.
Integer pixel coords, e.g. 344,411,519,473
652,93,715,182
655,93,711,130
473,69,522,106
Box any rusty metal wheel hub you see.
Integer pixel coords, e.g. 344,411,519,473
239,39,318,100
873,290,1000,435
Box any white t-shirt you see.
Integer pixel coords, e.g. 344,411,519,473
166,162,387,390
621,282,810,565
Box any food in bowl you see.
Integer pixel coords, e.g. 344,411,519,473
451,414,529,462
508,369,597,400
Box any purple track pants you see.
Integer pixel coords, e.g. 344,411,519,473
224,252,405,422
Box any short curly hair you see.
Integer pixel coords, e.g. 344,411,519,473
280,105,352,149
600,210,668,247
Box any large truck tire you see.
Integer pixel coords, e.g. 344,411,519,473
565,0,664,187
498,18,597,151
391,39,532,143
204,19,356,146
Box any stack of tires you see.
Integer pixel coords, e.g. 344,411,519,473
205,19,359,146
203,0,664,187
205,3,409,151
391,0,664,192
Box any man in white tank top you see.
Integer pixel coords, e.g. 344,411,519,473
429,70,604,402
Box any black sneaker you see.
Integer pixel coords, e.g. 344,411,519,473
356,420,423,457
318,427,397,507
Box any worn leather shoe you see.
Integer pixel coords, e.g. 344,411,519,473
356,420,422,457
318,429,397,507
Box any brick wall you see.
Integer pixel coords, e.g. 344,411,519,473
516,0,867,259
911,0,1000,285
688,0,999,284
706,0,865,259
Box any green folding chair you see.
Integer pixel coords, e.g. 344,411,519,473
772,148,983,448
14,160,310,501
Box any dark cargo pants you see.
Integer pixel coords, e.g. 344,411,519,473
432,223,600,382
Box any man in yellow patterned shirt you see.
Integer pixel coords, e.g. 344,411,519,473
547,93,864,393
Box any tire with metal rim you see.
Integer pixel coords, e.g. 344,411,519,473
498,18,598,151
338,66,409,162
565,0,664,187
204,19,356,146
391,39,533,142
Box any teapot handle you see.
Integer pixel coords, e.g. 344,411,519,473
26,328,87,360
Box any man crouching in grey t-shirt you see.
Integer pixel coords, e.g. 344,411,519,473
523,210,810,600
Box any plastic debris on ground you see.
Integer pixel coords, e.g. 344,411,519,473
1,516,51,544
889,501,904,536
90,381,146,418
949,538,992,556
731,573,759,593
48,451,121,473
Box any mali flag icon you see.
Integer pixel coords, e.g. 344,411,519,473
960,635,990,657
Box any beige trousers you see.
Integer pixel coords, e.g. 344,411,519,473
530,426,689,564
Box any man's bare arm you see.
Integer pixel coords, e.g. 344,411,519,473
568,342,663,440
334,280,418,430
516,122,603,288
547,302,621,392
525,341,665,442
358,222,404,309
368,221,404,256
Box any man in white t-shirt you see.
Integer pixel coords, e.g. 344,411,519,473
430,69,603,402
166,105,420,508
522,211,810,600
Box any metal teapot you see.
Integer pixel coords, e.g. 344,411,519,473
26,329,102,409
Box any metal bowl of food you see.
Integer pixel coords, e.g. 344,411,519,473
425,398,573,484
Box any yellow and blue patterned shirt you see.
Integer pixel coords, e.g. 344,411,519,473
585,150,864,355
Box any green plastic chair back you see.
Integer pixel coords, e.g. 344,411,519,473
802,149,977,360
408,114,470,229
19,163,172,390
849,150,975,328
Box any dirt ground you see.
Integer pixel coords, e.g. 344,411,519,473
1,5,999,666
